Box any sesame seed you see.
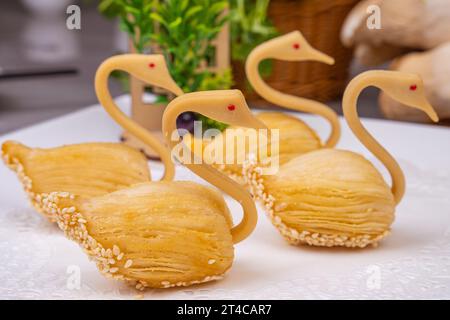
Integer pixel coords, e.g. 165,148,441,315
112,245,120,256
241,157,389,248
5,152,233,290
124,259,133,268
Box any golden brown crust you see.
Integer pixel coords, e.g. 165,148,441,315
1,141,151,221
50,182,234,289
244,149,395,248
211,112,322,180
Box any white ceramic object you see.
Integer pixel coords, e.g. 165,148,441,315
0,95,449,299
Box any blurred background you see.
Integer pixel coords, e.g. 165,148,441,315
1,0,449,135
0,0,124,134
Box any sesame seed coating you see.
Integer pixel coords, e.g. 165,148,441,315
46,183,234,290
242,156,392,248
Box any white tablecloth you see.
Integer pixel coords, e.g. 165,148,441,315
1,95,449,299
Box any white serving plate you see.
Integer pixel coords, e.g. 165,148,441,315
1,95,449,299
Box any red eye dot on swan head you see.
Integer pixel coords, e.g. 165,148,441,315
227,104,236,111
409,84,417,91
148,63,155,68
293,43,300,50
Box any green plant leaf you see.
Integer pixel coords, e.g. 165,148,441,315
185,5,203,19
229,0,278,68
124,5,140,15
149,12,167,26
168,17,182,29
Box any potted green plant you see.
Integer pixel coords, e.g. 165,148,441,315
99,0,233,156
98,0,232,156
149,0,232,132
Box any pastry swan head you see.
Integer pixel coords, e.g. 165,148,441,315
108,54,183,96
169,89,267,130
374,71,439,122
257,30,335,65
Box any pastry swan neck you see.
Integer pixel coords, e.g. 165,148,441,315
95,58,175,181
245,48,341,148
162,100,258,245
342,72,405,204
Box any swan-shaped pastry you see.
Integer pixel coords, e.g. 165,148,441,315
1,54,183,221
49,90,266,289
211,31,341,179
244,70,438,248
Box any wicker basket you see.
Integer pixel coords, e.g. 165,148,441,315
233,0,360,105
